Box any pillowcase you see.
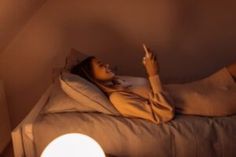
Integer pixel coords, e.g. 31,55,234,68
43,83,99,113
44,73,120,115
43,75,151,115
59,72,120,115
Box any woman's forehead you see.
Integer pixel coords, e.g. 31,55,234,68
93,58,103,64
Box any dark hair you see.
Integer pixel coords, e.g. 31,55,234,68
70,56,123,95
70,56,96,81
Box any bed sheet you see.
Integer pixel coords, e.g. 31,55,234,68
33,112,236,157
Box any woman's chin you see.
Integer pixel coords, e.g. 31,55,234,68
98,74,115,82
107,73,116,81
110,72,116,79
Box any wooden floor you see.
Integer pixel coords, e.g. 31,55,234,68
1,142,14,157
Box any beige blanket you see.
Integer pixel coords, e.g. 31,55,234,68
33,68,236,157
34,112,236,157
165,68,236,116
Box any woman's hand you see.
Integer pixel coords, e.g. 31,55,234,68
142,49,159,77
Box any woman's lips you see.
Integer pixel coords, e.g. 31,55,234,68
106,69,111,73
106,68,112,73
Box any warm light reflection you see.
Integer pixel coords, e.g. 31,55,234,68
41,133,105,157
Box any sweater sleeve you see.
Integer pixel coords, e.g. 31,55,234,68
148,74,175,123
148,75,163,93
109,75,174,124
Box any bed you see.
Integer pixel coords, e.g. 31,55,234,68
12,49,236,157
12,81,236,157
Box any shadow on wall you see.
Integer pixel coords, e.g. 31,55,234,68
159,0,236,82
0,15,70,127
65,19,146,77
0,0,47,53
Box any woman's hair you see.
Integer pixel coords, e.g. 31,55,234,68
70,56,124,96
70,56,96,81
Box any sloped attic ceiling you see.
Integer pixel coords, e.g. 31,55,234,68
0,0,47,127
0,0,47,53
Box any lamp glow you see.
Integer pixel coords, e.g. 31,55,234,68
41,133,105,157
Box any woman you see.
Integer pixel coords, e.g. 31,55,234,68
70,49,236,124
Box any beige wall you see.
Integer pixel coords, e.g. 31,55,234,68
0,0,46,53
0,0,47,127
0,0,236,127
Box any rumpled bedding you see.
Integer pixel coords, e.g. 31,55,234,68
165,68,236,116
34,68,236,157
34,112,236,157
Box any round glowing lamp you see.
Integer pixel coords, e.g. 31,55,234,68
41,133,105,157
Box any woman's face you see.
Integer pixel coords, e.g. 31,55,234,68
91,58,115,81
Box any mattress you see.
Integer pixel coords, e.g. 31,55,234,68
33,111,236,157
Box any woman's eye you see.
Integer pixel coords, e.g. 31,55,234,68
99,63,104,67
97,61,105,67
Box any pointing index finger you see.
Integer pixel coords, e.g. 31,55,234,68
142,43,150,58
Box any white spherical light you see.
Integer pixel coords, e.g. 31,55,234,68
41,133,105,157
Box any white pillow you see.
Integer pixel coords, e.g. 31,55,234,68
43,84,102,114
59,72,120,115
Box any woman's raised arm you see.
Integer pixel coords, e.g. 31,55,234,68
108,47,174,124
